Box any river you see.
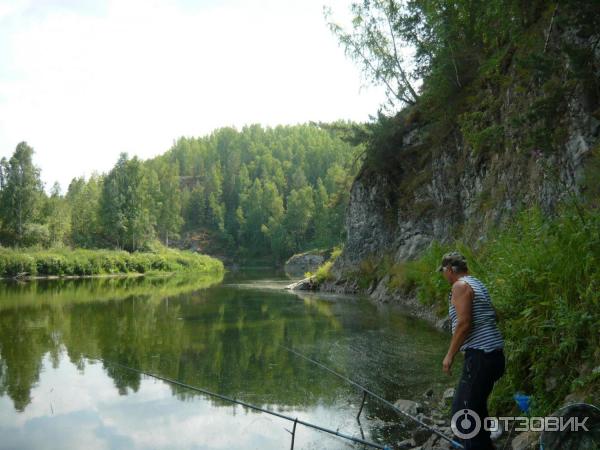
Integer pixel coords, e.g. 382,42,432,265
0,267,458,449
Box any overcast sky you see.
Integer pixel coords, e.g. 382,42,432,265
0,0,386,191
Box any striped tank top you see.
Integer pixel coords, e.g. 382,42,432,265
448,275,504,352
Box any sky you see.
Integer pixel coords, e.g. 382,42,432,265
0,0,387,191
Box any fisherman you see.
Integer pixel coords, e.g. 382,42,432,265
439,252,505,450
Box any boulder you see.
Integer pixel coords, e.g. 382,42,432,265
395,399,422,416
397,438,416,449
284,252,325,276
442,388,455,404
411,428,432,446
539,402,600,450
423,388,434,398
285,276,318,291
511,431,538,450
422,434,439,450
421,433,454,450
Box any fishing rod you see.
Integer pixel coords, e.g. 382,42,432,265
280,345,464,450
84,355,392,450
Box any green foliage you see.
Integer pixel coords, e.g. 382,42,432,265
325,0,420,109
386,206,600,414
478,207,600,414
0,142,44,245
100,153,156,251
149,160,182,246
165,124,360,261
313,261,334,283
328,0,552,112
0,247,224,278
66,175,103,248
20,223,51,248
458,111,504,155
387,242,451,316
0,125,358,262
43,184,71,246
307,245,344,283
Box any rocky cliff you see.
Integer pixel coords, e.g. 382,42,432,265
320,8,600,328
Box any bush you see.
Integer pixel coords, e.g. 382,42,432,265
0,252,37,277
21,223,51,248
306,245,344,283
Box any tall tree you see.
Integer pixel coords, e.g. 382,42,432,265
67,175,102,248
43,182,71,247
325,0,420,109
100,154,155,251
283,186,315,251
153,162,182,246
183,185,206,231
0,142,44,245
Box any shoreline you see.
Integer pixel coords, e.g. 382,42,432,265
289,275,450,331
3,272,154,281
2,268,227,282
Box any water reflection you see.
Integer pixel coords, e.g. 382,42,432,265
0,270,457,449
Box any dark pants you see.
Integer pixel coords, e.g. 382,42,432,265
451,348,505,450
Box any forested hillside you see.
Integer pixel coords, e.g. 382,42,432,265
0,124,361,263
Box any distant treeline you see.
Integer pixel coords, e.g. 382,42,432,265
0,123,361,261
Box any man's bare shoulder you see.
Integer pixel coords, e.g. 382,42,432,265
451,279,473,297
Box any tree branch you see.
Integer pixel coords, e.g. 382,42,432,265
544,4,559,53
383,1,419,102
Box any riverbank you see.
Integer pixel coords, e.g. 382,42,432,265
0,247,224,279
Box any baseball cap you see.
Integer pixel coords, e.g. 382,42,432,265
437,251,468,272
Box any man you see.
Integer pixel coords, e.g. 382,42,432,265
439,251,505,450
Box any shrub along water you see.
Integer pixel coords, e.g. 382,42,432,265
0,247,224,278
305,245,343,283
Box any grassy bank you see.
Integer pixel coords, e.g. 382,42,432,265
0,247,224,278
323,205,600,415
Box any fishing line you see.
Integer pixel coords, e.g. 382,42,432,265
84,355,391,450
280,344,464,449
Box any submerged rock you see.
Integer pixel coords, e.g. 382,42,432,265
285,276,318,291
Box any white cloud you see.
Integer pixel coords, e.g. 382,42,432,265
0,0,386,191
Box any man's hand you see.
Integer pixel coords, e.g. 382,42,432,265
443,353,454,375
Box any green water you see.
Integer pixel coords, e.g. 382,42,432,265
0,268,457,449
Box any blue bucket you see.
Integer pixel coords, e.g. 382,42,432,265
513,393,531,413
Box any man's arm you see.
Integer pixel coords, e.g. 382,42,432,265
443,281,473,375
